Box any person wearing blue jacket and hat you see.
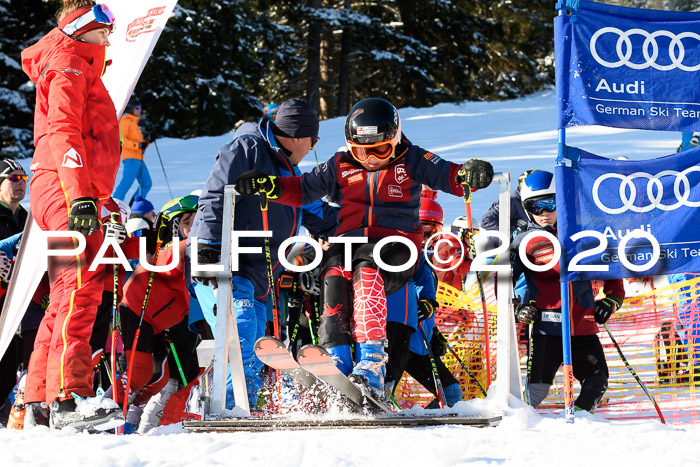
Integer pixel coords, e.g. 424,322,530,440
189,98,321,409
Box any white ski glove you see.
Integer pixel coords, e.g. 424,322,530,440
104,221,127,244
0,251,12,282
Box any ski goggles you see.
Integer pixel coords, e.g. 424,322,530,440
161,194,199,220
130,229,146,237
347,141,394,162
524,196,556,215
3,174,28,183
62,4,116,36
263,104,279,119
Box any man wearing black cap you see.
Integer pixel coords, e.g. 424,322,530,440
0,158,27,425
0,159,28,239
0,159,51,428
189,98,320,410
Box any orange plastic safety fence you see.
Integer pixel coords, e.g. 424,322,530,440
395,274,700,425
394,274,498,408
534,275,700,424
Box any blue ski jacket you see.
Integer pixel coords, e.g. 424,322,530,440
387,255,436,331
191,119,310,301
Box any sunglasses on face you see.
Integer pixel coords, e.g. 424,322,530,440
348,141,394,163
134,106,142,111
524,196,556,215
4,174,28,183
311,136,320,149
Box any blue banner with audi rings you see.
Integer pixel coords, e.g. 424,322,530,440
556,0,700,131
556,145,700,281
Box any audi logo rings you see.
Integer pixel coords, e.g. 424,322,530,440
592,168,700,214
590,27,700,72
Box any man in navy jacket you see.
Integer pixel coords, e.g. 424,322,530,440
190,99,320,409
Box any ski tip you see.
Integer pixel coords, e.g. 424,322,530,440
297,344,329,359
254,336,285,352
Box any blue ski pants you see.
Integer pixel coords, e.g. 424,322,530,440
114,158,152,201
194,276,267,409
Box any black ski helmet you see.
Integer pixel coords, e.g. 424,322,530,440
125,95,141,114
345,98,401,150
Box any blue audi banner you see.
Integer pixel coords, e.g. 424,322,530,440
556,145,700,281
556,0,700,132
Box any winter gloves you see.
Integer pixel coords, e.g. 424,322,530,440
456,159,494,190
103,214,127,243
191,242,222,288
68,197,99,237
0,251,12,282
515,301,538,325
430,326,448,358
417,298,439,323
235,170,281,199
594,295,623,324
514,295,623,326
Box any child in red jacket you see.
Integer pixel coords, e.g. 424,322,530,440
114,196,197,419
512,171,625,412
234,98,493,398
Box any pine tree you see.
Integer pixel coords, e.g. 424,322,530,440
0,0,57,159
138,0,301,137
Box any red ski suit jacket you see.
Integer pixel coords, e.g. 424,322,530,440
122,240,190,334
276,136,465,253
22,28,121,202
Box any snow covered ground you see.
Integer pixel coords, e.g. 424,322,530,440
4,90,698,465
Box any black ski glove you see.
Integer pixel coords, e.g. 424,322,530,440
235,170,281,199
68,197,99,237
0,251,12,282
456,159,494,190
191,243,222,288
417,298,439,323
515,301,538,325
594,295,623,324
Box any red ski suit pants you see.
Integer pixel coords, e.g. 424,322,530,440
25,171,106,405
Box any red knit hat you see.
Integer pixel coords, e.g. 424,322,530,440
59,4,113,37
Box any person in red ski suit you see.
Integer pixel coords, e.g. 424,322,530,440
114,195,198,432
21,1,122,429
235,97,494,398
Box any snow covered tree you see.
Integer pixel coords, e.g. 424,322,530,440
136,0,304,138
1,0,555,143
0,0,57,159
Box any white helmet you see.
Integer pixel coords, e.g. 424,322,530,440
126,217,150,236
451,216,478,233
520,171,555,222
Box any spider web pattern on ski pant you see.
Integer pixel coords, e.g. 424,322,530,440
352,267,387,343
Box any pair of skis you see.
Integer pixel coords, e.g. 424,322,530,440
254,337,392,415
